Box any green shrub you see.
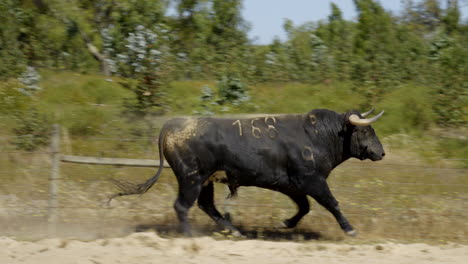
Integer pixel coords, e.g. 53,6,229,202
66,107,112,136
0,79,32,115
196,85,216,115
217,74,250,105
81,79,123,105
437,138,468,168
377,84,434,135
11,108,51,151
39,71,132,106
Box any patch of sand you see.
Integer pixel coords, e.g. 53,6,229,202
0,232,466,264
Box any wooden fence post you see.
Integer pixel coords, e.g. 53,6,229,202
48,124,60,236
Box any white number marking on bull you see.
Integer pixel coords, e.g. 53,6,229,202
265,116,278,138
309,114,317,125
251,119,262,138
232,120,242,136
302,146,315,161
264,116,277,124
234,117,279,139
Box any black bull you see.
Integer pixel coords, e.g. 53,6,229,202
109,108,385,237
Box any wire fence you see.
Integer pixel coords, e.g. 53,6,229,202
0,129,467,241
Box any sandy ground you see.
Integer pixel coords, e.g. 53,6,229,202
1,232,467,264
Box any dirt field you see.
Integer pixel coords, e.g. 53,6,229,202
1,231,467,264
1,128,467,263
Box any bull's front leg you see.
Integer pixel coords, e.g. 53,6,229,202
306,178,356,236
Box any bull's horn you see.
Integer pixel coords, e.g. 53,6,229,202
361,107,375,117
349,110,384,126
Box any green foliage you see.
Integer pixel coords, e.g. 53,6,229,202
442,0,461,34
427,30,467,127
0,0,465,132
376,84,434,135
170,0,249,79
34,71,132,137
66,107,113,136
250,82,364,114
196,85,216,115
309,34,331,81
3,70,465,162
11,108,50,151
114,24,174,117
194,74,251,115
0,79,32,114
0,0,26,78
437,137,468,167
352,0,400,100
217,74,250,105
38,72,131,106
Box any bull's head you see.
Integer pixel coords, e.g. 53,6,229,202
346,108,385,161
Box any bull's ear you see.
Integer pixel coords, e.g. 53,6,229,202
340,112,353,134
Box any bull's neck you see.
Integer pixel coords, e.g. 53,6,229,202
305,114,350,171
326,129,350,169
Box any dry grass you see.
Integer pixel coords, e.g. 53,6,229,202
2,73,466,244
0,132,466,244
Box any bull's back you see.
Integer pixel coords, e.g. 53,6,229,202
161,115,304,167
202,116,303,174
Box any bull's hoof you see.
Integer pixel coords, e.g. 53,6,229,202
345,229,358,237
223,212,232,222
278,219,296,229
218,229,245,239
231,230,244,238
278,221,288,229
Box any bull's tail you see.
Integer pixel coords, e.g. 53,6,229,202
107,128,167,206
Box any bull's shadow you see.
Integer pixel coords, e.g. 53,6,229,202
134,223,322,241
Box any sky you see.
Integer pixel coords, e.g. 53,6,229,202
242,0,468,44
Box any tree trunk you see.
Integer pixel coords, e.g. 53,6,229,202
82,33,110,76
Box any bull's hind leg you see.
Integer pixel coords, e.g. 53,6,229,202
171,156,204,236
197,182,242,236
280,194,310,228
174,182,202,236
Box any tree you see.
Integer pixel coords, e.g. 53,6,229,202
323,3,354,81
0,0,26,78
402,0,442,31
281,20,314,82
428,29,466,126
171,0,213,79
443,0,461,34
352,0,400,103
208,0,250,77
310,34,332,82
117,24,174,117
